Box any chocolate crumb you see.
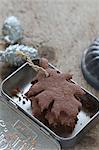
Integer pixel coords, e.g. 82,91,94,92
23,101,25,104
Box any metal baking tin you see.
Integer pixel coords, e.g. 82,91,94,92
1,59,99,149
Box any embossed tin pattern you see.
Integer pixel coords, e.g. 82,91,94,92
0,96,60,150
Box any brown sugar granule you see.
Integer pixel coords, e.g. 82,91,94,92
26,58,85,130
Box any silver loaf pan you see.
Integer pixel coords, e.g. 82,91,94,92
1,59,99,149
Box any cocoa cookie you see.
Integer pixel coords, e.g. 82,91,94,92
26,58,85,130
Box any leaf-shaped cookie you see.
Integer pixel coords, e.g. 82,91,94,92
26,59,85,129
